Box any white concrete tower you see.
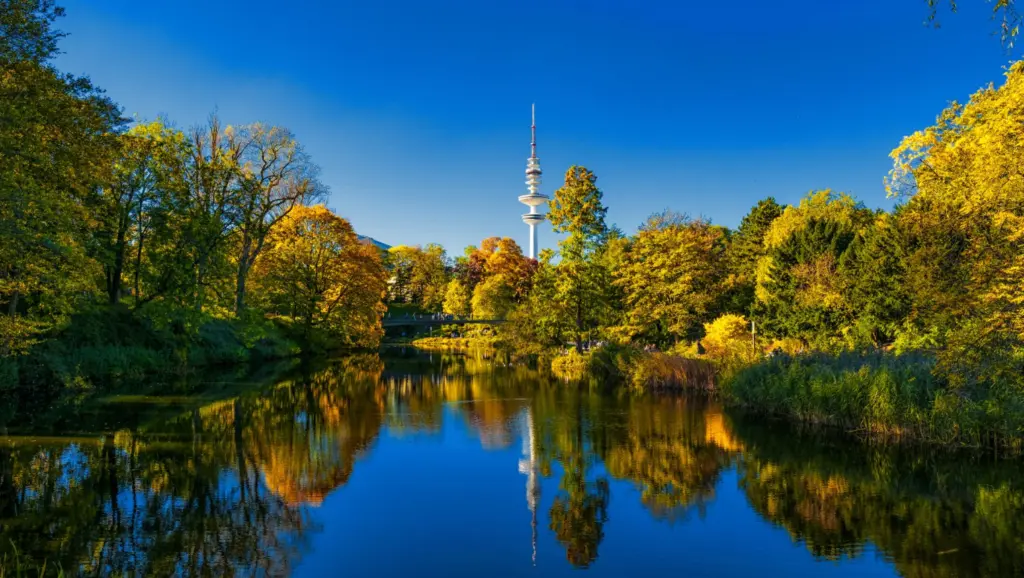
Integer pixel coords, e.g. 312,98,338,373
519,104,548,259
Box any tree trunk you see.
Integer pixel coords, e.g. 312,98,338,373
235,239,251,315
195,256,206,312
7,292,18,317
109,239,126,304
575,287,583,353
134,205,146,306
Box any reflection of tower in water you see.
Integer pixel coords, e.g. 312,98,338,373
518,407,540,565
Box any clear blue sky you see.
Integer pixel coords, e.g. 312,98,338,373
56,0,1017,254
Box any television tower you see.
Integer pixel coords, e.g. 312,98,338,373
519,104,548,259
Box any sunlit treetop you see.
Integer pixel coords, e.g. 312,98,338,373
762,190,865,250
887,59,1024,214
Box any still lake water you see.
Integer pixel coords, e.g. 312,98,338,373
1,348,1023,577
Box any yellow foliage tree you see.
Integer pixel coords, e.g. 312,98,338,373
887,60,1024,386
253,205,387,347
442,279,471,317
614,212,726,345
699,314,758,368
471,274,515,320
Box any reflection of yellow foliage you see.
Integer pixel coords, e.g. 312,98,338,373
260,439,354,507
603,399,735,519
704,411,742,452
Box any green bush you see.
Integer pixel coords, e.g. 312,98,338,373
588,343,643,384
5,306,301,396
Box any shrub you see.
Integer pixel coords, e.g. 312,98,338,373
413,335,498,349
588,343,643,383
700,314,758,371
551,350,590,382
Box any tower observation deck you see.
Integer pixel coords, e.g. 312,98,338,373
519,104,548,259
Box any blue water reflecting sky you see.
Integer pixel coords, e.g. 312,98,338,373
294,403,896,577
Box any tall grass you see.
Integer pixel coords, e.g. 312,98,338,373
722,351,1024,451
549,344,717,391
0,544,65,578
628,352,716,392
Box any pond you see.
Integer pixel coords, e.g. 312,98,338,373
1,348,1022,577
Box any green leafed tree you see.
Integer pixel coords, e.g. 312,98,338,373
0,0,124,352
839,212,912,348
548,166,610,351
615,212,728,347
722,197,784,316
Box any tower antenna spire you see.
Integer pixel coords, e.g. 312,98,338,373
519,104,548,259
531,103,536,158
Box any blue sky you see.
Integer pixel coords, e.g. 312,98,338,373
56,0,1016,254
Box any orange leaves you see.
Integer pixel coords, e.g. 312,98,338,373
254,204,387,347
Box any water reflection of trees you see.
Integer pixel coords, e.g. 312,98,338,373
0,354,387,575
601,399,740,523
0,435,311,576
3,351,1024,577
731,419,1024,578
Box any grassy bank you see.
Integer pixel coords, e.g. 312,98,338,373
721,352,1024,451
549,345,716,391
411,335,499,349
546,344,1024,452
1,305,302,404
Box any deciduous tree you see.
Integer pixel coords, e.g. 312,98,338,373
253,205,387,347
548,166,610,351
615,212,727,346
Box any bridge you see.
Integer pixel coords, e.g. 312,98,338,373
381,316,506,328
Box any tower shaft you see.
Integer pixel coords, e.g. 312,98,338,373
519,104,548,259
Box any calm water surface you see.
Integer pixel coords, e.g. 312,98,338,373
1,348,1023,577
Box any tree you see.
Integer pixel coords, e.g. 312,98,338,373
94,121,186,305
615,212,727,347
755,216,863,349
385,244,449,310
232,124,326,313
839,213,912,348
723,198,784,315
471,274,515,320
501,249,569,356
252,205,387,347
887,60,1024,386
548,166,610,351
483,237,535,299
0,0,123,352
174,116,247,312
442,279,471,317
0,0,65,62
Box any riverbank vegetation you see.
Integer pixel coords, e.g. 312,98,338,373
4,3,1023,450
1,4,388,398
387,60,1024,450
